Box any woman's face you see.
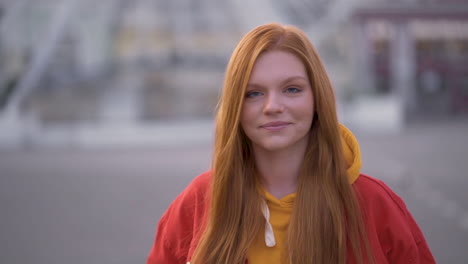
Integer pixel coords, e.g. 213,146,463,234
240,50,315,153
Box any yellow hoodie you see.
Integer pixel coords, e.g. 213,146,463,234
246,124,362,263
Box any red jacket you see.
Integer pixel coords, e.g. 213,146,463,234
147,171,436,263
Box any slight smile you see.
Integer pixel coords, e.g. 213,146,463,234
260,121,292,131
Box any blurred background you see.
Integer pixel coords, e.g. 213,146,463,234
0,0,467,263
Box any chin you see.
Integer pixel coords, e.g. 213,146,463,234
255,140,292,152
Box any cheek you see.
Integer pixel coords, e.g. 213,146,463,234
306,97,315,121
240,108,252,132
240,103,256,124
296,100,314,120
309,104,315,120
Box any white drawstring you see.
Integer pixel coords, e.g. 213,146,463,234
187,202,275,264
261,200,276,247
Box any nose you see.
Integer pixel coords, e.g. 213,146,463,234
263,93,284,115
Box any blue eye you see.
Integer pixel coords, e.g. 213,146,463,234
245,91,263,98
285,87,301,93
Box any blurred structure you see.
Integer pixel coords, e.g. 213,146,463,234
0,0,467,148
350,0,468,131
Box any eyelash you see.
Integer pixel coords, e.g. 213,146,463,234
245,91,263,98
284,87,302,93
245,86,303,98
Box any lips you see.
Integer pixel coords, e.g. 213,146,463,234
260,121,291,131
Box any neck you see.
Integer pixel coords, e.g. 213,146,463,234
253,144,307,199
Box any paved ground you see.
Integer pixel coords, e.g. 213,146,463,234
0,119,467,263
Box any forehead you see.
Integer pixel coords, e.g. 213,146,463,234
249,50,307,83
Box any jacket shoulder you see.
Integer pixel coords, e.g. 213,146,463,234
353,173,417,234
160,170,212,224
191,170,212,191
353,174,436,263
353,174,407,212
147,170,212,264
178,170,212,198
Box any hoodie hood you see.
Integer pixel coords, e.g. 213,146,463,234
340,124,362,184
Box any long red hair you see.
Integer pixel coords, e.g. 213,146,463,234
191,23,373,264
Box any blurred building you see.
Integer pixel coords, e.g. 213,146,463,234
0,0,467,147
352,0,468,120
0,0,360,123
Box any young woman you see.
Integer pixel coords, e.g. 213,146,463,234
146,23,435,264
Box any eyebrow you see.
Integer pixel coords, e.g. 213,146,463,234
247,76,309,88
